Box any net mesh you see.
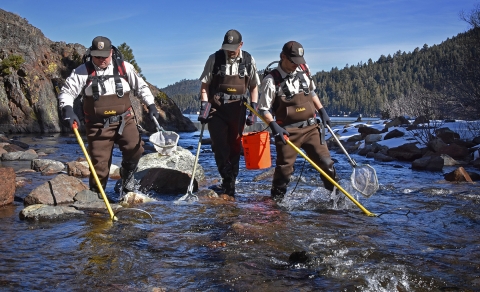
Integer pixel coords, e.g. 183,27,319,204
350,164,379,198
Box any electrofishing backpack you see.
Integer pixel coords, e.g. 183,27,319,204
82,45,128,100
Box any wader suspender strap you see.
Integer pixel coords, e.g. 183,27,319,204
213,50,251,79
85,60,127,100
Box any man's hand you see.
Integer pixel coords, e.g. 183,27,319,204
61,105,80,130
148,104,160,122
246,102,257,126
269,121,290,145
318,108,331,127
198,101,211,124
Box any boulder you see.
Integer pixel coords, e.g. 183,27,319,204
0,167,16,206
427,138,448,153
385,116,410,128
1,150,38,161
365,134,382,144
412,155,444,171
413,116,429,125
19,204,84,220
384,129,405,140
374,152,395,162
66,161,90,178
435,127,460,144
437,143,470,160
137,147,205,181
23,174,88,206
358,127,382,136
31,159,65,175
3,144,26,152
139,168,195,194
387,143,423,161
444,167,473,182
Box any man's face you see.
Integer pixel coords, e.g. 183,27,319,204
226,42,243,58
281,53,299,73
92,49,113,69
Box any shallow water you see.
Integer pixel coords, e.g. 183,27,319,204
0,129,479,291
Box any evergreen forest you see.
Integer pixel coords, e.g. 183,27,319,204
162,10,480,120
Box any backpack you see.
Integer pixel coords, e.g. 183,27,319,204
82,45,128,100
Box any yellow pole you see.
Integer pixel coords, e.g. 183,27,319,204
72,123,117,221
244,102,375,217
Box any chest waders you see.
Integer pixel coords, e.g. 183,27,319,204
207,50,252,196
82,61,143,199
269,67,337,200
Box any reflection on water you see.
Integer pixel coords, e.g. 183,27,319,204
0,130,479,291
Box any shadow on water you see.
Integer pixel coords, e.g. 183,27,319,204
0,130,479,290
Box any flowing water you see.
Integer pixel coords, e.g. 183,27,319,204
0,128,479,291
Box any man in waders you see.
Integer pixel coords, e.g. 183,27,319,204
258,41,338,202
198,29,260,198
58,36,159,199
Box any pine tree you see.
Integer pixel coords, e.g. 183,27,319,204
117,42,146,80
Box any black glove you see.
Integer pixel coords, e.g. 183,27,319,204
269,121,290,145
198,101,210,124
246,102,257,126
61,105,80,130
318,107,331,127
148,104,160,122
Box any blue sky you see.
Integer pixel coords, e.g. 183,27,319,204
2,0,478,89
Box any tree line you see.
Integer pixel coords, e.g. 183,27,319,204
160,5,479,120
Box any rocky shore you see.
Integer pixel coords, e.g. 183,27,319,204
1,115,479,220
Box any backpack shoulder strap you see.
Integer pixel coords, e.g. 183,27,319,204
269,69,283,91
212,50,226,77
239,50,251,78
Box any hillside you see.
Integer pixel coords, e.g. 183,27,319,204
161,79,201,114
0,9,196,133
163,28,480,120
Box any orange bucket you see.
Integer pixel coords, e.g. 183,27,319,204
241,131,271,170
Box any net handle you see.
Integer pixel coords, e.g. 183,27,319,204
326,124,357,167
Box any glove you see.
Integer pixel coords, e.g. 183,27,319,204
246,102,257,126
148,104,160,122
269,121,290,145
198,101,210,124
318,107,331,127
61,105,80,130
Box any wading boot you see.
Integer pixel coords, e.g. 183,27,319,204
119,162,138,200
271,185,287,202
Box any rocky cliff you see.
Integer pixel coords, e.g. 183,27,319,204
0,9,196,133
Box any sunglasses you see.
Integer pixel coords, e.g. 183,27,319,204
93,55,108,59
286,56,296,64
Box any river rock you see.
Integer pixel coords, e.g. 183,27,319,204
412,155,444,171
19,204,84,220
384,129,405,140
3,143,26,152
31,159,65,175
435,127,460,144
365,134,382,144
137,147,205,181
444,167,473,182
2,150,38,161
387,143,423,161
66,161,90,178
0,167,16,206
437,143,470,160
23,174,88,206
138,168,195,194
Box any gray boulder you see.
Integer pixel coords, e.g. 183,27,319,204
31,159,65,175
19,204,84,220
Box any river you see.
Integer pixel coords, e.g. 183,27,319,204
0,123,479,291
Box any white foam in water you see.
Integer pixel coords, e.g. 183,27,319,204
278,179,360,211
